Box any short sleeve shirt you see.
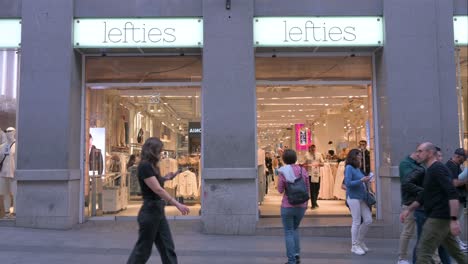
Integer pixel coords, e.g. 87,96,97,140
138,161,164,200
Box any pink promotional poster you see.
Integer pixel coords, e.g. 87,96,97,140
295,124,312,151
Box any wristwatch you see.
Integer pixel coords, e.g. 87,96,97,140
450,216,458,221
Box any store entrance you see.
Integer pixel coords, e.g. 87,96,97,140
256,55,376,218
83,55,202,218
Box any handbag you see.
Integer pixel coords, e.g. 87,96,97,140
364,182,376,207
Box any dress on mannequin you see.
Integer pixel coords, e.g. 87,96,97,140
116,115,126,147
332,161,346,200
0,127,17,216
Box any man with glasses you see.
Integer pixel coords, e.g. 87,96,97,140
401,142,466,264
358,140,371,176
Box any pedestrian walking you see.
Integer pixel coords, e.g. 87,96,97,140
302,144,324,209
400,142,467,264
277,149,310,264
127,137,190,264
445,148,467,252
344,149,373,255
396,150,421,264
401,147,451,264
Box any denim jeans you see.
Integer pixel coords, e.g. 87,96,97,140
413,210,451,264
127,200,178,264
281,207,306,264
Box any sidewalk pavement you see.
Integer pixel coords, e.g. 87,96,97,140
0,220,402,264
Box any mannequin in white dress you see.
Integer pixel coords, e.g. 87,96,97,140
0,127,17,216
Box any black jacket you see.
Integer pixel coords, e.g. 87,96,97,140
446,159,466,203
89,145,103,175
401,166,425,206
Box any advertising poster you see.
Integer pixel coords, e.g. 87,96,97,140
295,124,311,151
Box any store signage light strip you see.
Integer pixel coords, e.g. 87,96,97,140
0,19,21,49
74,18,203,48
454,16,468,46
254,16,384,47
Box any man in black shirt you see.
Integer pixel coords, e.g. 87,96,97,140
358,140,371,176
400,142,466,264
446,148,467,252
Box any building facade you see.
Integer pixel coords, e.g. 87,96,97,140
0,0,467,237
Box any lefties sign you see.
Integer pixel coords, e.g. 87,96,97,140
73,18,203,48
254,17,384,47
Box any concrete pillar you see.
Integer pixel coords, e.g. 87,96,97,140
15,0,82,229
201,0,257,234
376,0,458,237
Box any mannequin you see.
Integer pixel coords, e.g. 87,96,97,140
116,115,126,147
0,127,17,216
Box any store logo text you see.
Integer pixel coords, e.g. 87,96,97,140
102,22,176,44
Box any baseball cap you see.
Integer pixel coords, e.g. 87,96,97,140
454,148,466,158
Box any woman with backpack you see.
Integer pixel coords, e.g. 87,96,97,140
344,149,373,256
277,149,310,264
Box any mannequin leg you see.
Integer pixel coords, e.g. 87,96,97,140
0,177,11,214
10,179,16,214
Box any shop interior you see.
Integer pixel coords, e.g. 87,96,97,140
84,55,202,218
255,55,376,217
456,46,468,150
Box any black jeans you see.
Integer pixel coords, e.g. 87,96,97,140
127,200,178,264
309,176,320,207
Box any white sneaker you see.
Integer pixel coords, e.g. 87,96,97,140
397,260,411,264
351,245,366,255
359,242,369,252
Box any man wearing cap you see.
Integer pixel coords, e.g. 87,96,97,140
446,148,468,252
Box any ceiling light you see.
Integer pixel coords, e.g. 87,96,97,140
171,123,174,126
325,104,329,106
150,106,155,113
349,109,353,112
360,105,365,109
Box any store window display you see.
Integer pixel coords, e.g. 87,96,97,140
86,85,202,217
0,127,16,218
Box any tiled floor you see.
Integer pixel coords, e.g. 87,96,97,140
259,181,351,217
109,181,350,218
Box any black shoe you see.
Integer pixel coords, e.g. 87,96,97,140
295,255,300,263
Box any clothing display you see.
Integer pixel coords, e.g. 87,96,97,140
173,170,199,197
318,163,335,200
332,161,346,200
159,158,178,189
0,127,17,214
89,146,104,175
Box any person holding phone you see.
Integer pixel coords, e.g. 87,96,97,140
344,149,373,256
127,137,189,264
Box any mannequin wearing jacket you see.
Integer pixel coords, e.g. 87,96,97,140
0,127,17,216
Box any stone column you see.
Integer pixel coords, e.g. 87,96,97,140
376,0,458,237
201,0,257,234
15,0,82,229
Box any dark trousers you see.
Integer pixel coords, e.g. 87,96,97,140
309,176,320,207
127,200,178,264
413,210,451,264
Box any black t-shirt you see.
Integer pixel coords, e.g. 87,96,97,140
417,161,459,219
446,159,466,202
138,161,164,200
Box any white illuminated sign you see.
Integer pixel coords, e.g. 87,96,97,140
454,16,467,46
0,19,21,49
254,17,384,47
74,18,203,48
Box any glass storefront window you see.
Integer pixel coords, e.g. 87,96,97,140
456,47,467,149
0,50,19,218
84,56,202,218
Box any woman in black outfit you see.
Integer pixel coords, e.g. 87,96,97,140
127,137,189,264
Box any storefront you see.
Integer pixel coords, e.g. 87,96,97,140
2,1,466,237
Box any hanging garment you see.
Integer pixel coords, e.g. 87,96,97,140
332,161,346,200
174,170,199,197
318,163,335,199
